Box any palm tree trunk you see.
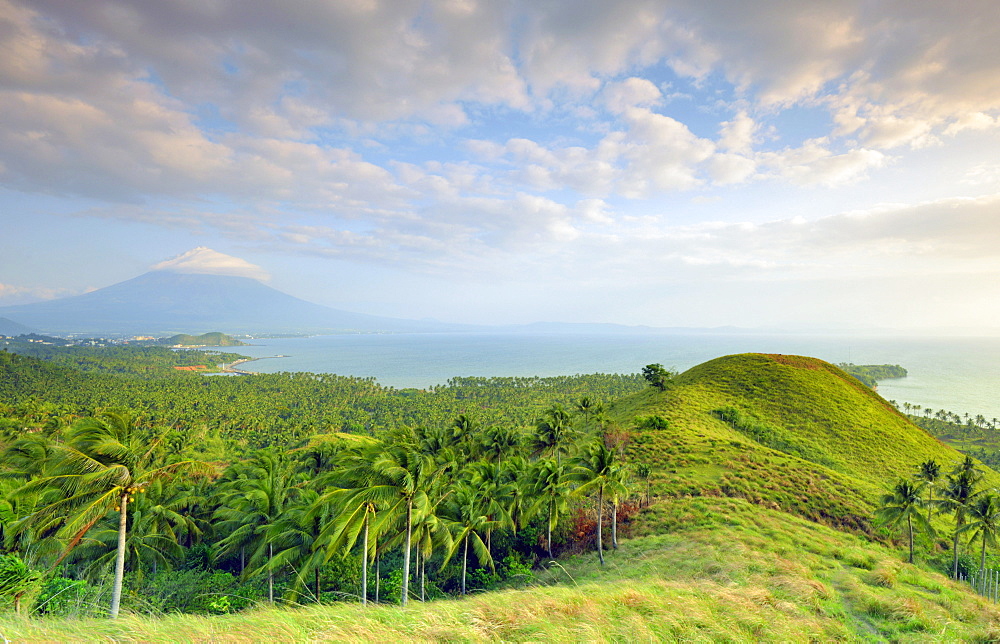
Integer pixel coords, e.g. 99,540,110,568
546,501,554,559
361,514,369,606
907,514,914,564
982,532,988,573
612,499,618,550
109,492,128,619
375,556,380,603
461,535,468,596
315,567,320,603
401,500,412,606
597,486,605,566
268,542,274,604
420,551,426,602
953,525,962,579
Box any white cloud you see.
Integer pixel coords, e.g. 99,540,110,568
150,247,271,281
0,282,79,304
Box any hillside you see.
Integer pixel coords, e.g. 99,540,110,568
163,332,246,347
613,353,995,533
3,498,999,641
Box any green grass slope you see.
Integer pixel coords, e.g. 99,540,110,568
4,498,999,642
616,353,996,533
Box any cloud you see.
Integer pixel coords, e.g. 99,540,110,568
150,247,271,281
0,282,82,305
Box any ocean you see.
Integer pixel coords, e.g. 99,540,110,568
210,333,1000,422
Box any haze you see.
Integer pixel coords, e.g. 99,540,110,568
3,1,1000,333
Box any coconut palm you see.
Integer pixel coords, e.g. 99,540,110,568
528,457,572,559
571,438,627,565
875,479,933,564
939,462,983,578
636,463,652,507
316,485,379,605
214,452,300,604
532,405,576,466
915,459,941,526
962,493,1000,572
479,426,521,466
359,442,438,606
257,488,329,603
442,483,496,595
11,411,210,618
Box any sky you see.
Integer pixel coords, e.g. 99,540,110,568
3,1,1000,332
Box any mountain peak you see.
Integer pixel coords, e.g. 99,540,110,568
150,247,269,281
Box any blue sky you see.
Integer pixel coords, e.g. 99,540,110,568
3,0,1000,332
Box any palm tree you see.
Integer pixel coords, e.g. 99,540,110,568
359,442,438,606
532,405,576,466
214,452,300,604
258,488,328,603
939,462,983,578
875,479,933,564
12,411,210,618
636,463,652,507
571,438,627,565
575,397,604,422
962,493,1000,572
316,486,380,605
479,426,521,466
528,457,572,559
442,483,496,595
915,459,941,526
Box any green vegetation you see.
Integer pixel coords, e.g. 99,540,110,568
163,332,245,347
1,346,999,639
838,363,907,388
1,337,244,378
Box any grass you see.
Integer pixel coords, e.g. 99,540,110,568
616,353,999,535
4,497,1000,642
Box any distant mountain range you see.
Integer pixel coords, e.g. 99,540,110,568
0,271,474,336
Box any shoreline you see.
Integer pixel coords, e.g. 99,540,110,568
219,355,287,375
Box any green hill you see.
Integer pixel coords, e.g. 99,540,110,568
616,353,993,534
163,332,245,346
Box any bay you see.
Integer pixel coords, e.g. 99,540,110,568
211,333,1000,421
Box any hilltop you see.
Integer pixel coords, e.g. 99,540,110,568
614,353,990,534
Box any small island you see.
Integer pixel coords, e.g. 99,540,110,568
162,332,246,347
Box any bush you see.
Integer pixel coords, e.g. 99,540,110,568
34,576,91,616
121,569,262,615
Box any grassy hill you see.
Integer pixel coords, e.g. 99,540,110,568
163,332,245,346
616,353,995,534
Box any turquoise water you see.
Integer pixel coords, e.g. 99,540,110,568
211,333,1000,421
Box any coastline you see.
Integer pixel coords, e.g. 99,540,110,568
219,355,287,375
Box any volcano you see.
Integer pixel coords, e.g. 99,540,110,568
0,251,465,336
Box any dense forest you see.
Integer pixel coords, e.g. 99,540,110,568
0,343,648,617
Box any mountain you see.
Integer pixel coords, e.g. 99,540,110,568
0,317,35,336
0,271,469,336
